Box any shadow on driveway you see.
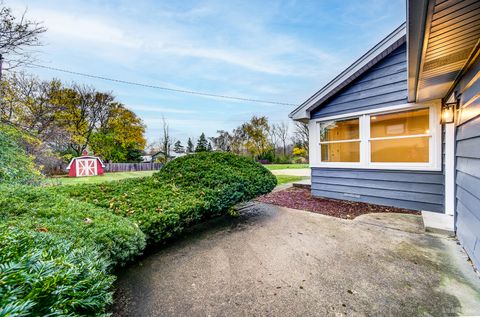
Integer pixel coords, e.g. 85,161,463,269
112,203,480,316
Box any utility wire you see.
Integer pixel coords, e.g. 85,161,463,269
23,63,298,107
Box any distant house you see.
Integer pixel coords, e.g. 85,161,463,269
66,151,105,177
290,0,480,268
142,150,186,163
141,155,153,163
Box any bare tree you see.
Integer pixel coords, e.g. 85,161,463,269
158,116,172,163
274,121,289,156
210,130,232,152
268,124,278,155
293,121,309,155
230,126,246,155
4,73,61,136
0,3,46,70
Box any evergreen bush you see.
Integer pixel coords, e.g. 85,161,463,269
0,226,115,316
56,152,277,243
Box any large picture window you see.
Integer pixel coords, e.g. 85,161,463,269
370,108,430,163
314,105,441,170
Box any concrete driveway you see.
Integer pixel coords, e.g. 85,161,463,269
113,203,480,316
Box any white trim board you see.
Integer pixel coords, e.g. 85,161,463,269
444,122,455,216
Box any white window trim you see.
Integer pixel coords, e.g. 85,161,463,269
310,102,442,171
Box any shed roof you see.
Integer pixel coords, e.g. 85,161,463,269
66,156,105,170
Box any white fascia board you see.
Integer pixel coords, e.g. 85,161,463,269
289,23,407,121
406,0,430,103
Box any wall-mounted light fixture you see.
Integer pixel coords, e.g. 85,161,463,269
441,102,456,124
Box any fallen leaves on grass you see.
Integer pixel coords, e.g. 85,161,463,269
256,187,419,219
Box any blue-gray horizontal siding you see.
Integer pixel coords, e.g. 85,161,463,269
311,168,444,212
309,43,444,212
311,43,407,119
455,57,480,269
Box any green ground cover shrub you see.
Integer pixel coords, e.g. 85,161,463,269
0,124,41,185
55,152,277,244
0,226,114,316
157,152,277,199
1,152,275,315
0,185,146,265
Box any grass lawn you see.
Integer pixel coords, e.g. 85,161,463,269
47,170,306,187
275,175,308,185
45,170,156,186
264,164,309,170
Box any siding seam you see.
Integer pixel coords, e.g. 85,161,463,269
312,189,444,207
336,80,408,98
311,181,444,195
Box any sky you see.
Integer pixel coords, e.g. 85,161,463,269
7,0,406,145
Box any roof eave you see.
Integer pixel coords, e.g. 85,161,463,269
406,0,430,103
289,22,407,121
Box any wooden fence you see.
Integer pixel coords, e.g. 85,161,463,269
104,162,163,173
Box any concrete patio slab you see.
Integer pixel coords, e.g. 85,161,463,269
112,204,480,317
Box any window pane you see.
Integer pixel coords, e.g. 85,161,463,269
370,137,429,163
370,108,429,138
320,118,359,142
321,142,360,162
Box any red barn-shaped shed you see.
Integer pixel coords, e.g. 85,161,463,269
66,151,105,177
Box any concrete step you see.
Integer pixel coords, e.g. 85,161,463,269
422,211,454,236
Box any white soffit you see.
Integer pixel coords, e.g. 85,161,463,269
413,0,480,102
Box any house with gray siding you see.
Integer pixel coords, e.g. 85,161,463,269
290,0,480,269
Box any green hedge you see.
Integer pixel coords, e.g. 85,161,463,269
0,185,146,316
55,152,277,243
0,124,41,185
0,226,114,316
0,185,146,265
1,152,276,315
156,152,278,201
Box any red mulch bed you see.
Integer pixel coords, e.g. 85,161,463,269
256,187,420,219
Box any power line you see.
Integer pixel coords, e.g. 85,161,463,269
23,63,298,107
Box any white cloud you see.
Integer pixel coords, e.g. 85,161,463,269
12,2,339,77
24,8,140,48
7,0,381,143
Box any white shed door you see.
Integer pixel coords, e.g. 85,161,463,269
76,159,97,176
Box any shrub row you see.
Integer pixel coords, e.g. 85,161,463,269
0,185,146,316
55,152,277,243
1,152,276,315
0,185,146,265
